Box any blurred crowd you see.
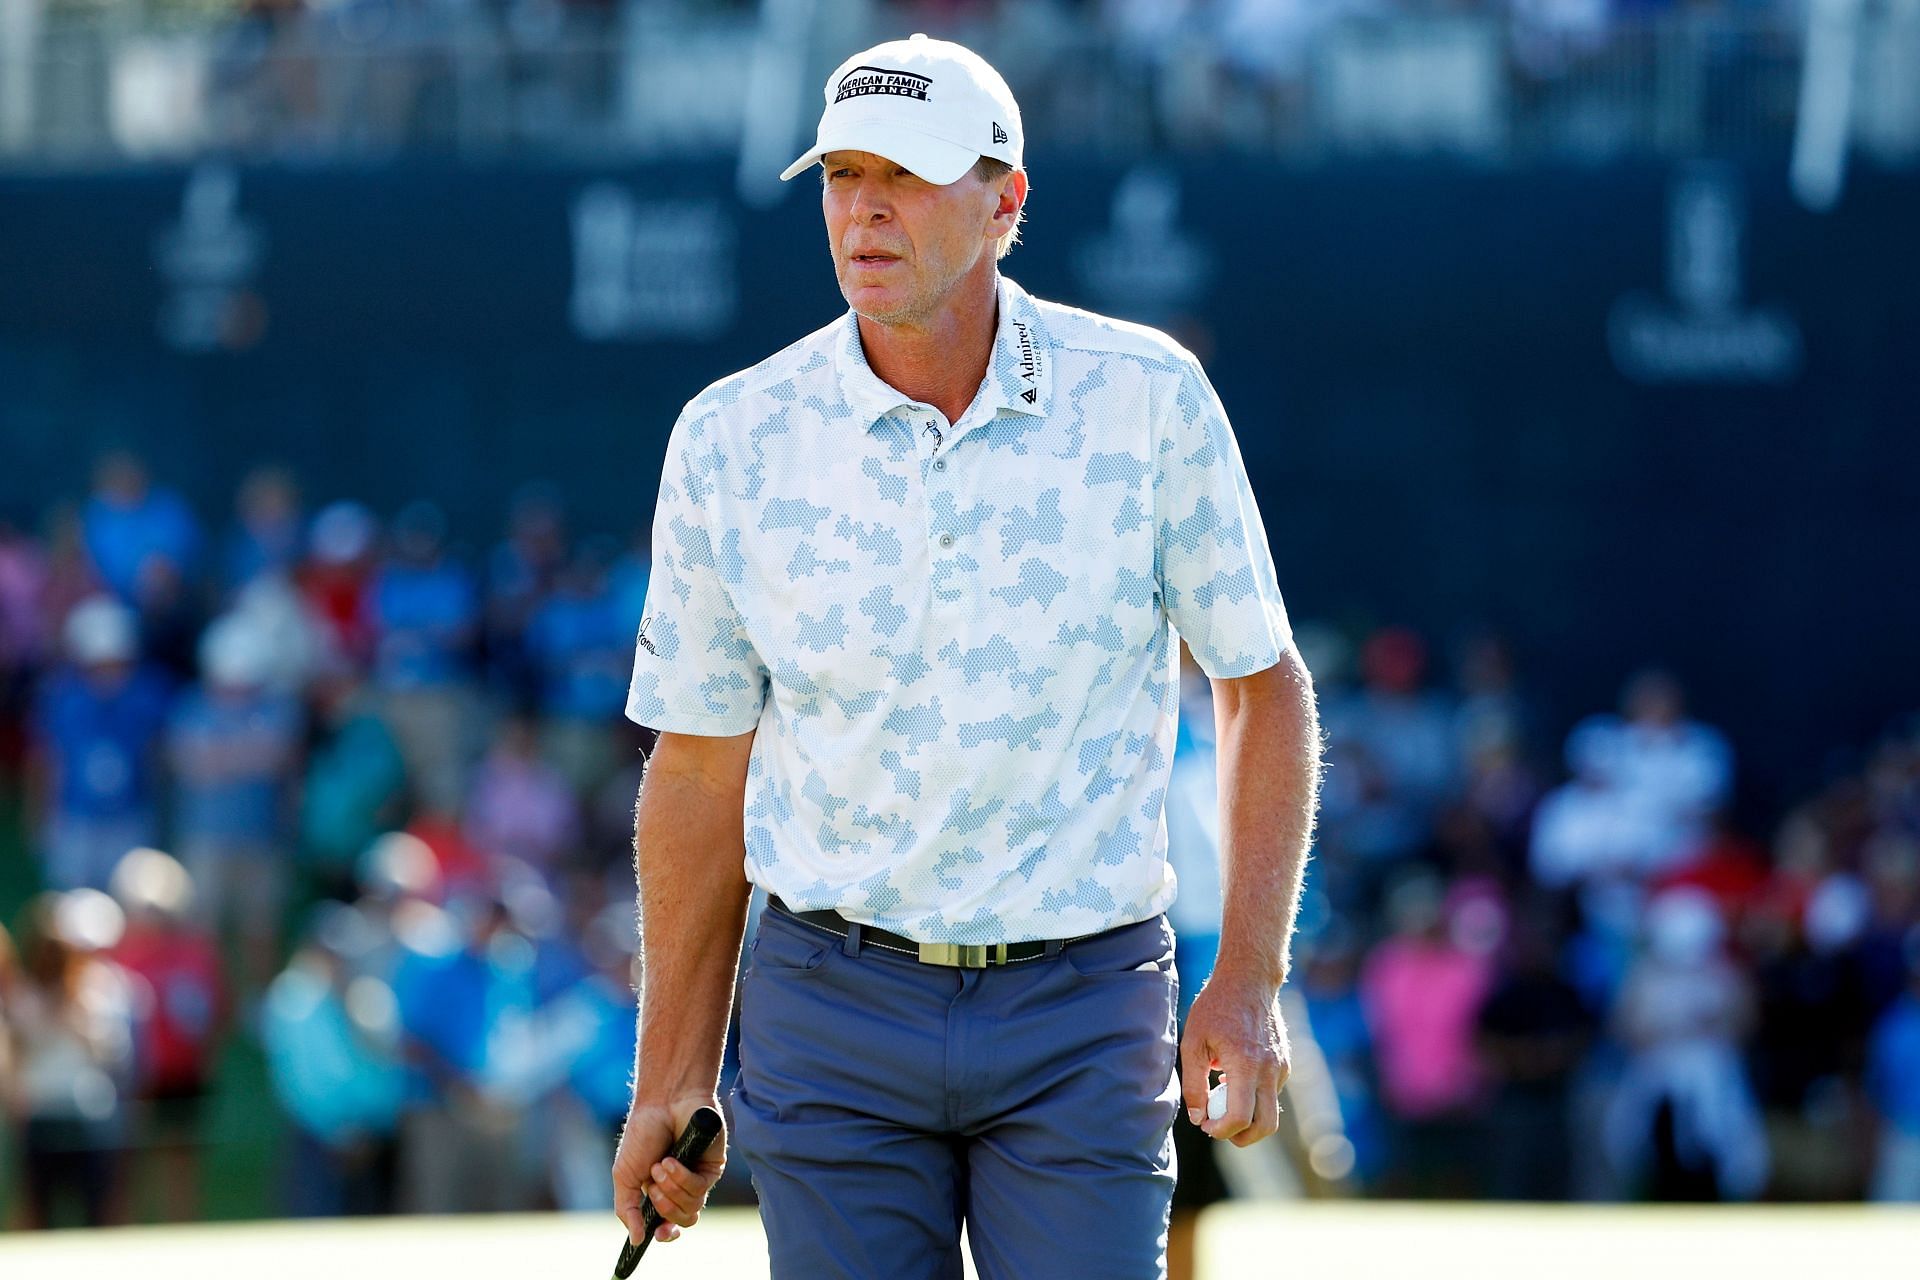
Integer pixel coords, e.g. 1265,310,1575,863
1219,625,1920,1206
3,0,1823,163
1,450,1918,1232
0,452,653,1226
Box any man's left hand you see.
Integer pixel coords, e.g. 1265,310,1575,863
1178,969,1292,1147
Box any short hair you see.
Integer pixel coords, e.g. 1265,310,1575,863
973,156,1024,260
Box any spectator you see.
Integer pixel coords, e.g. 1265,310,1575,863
390,894,541,1214
106,848,227,1223
3,891,137,1228
29,597,173,892
483,483,567,706
543,903,639,1211
0,509,49,687
80,451,200,607
463,714,581,885
1321,628,1459,886
368,501,479,814
300,501,379,670
1748,874,1874,1199
262,903,406,1218
224,464,305,594
1297,926,1384,1187
1529,726,1668,892
168,614,304,993
1360,873,1500,1196
1476,911,1594,1200
1563,670,1733,872
1335,628,1460,816
1604,887,1768,1201
298,665,409,907
1867,938,1920,1201
524,535,631,791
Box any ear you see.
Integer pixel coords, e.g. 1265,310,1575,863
987,168,1028,240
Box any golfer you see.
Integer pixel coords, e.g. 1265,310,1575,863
612,33,1321,1279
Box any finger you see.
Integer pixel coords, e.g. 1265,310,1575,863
1178,1030,1213,1126
655,1156,714,1196
649,1185,704,1228
654,1221,683,1244
647,1174,705,1225
1233,1074,1282,1148
613,1175,650,1246
1206,1066,1255,1142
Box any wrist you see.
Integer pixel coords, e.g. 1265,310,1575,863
1205,951,1289,992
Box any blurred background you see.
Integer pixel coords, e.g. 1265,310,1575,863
1,0,1918,1251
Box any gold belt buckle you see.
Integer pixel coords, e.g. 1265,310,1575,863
917,942,1009,968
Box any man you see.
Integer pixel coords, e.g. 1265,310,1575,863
613,34,1320,1278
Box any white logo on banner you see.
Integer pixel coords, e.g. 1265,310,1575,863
1608,165,1801,384
1071,167,1213,321
570,185,738,342
153,163,268,353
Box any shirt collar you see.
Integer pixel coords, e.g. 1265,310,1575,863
833,274,1055,433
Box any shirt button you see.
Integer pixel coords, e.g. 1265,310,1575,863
938,532,955,549
933,458,947,472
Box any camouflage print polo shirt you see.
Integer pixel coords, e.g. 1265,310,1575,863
627,275,1292,944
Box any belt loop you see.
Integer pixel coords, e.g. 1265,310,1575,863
1044,938,1066,959
842,922,863,957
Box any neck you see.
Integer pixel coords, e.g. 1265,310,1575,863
857,264,999,426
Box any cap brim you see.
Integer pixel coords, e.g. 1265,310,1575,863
780,122,980,186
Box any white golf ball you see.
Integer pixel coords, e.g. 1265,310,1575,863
1206,1081,1228,1121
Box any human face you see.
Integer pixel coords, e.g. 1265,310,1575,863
822,151,1007,327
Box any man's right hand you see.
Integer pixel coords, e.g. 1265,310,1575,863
612,1097,728,1246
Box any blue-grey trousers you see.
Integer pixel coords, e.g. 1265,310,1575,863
729,907,1181,1279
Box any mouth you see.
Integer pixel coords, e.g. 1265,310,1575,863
848,251,902,267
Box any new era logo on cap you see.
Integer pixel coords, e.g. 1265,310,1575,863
780,34,1024,187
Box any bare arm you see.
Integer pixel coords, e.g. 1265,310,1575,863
1178,644,1321,1146
612,727,756,1247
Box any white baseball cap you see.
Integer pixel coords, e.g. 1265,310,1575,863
781,34,1023,186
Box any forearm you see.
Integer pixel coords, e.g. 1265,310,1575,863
1210,648,1321,989
630,733,755,1108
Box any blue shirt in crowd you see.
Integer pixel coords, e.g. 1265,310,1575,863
169,688,302,842
525,588,631,721
33,667,174,819
1868,994,1920,1134
84,489,201,600
262,967,406,1147
370,561,478,689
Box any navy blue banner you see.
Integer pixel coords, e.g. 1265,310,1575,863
1,156,1915,793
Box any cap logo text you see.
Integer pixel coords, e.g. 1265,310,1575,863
992,122,1009,145
836,66,932,103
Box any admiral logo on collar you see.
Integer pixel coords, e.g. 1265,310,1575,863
835,65,933,103
1011,318,1041,404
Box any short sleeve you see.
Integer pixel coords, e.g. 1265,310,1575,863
1155,356,1292,678
625,409,768,735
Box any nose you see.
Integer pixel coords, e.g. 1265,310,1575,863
848,175,891,224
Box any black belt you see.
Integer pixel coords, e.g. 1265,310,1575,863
767,895,1089,969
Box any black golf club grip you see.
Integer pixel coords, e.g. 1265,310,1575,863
612,1106,725,1278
